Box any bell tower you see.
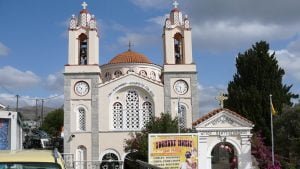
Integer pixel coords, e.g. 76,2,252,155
163,1,200,127
68,2,99,66
163,1,193,65
64,2,101,161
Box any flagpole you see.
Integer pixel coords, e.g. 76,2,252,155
270,94,275,166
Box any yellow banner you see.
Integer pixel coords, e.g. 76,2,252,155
149,134,198,169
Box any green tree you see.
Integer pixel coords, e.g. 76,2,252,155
124,113,193,164
41,108,64,137
225,41,298,143
274,104,300,168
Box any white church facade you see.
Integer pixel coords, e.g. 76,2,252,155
63,2,254,169
64,1,199,166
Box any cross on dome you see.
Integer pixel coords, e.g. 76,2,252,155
82,2,88,9
215,92,228,108
173,0,179,8
128,41,134,51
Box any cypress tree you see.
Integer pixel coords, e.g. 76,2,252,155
225,41,298,144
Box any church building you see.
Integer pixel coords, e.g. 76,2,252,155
64,1,200,167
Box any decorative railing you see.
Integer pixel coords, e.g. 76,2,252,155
61,153,74,168
61,154,161,169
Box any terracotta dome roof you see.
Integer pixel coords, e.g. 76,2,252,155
109,50,152,64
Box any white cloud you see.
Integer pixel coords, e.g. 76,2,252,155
0,42,9,56
192,20,300,53
147,15,166,26
0,94,38,108
0,66,40,89
0,93,18,108
130,0,300,54
44,71,64,93
276,50,300,82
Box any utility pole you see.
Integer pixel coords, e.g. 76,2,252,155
35,99,38,120
16,94,19,112
41,99,44,126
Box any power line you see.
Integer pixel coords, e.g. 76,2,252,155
0,96,16,99
19,94,63,101
0,85,15,95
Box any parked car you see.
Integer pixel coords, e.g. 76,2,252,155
0,149,65,169
23,129,52,149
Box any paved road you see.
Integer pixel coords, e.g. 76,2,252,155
212,158,231,169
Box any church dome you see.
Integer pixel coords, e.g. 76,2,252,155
109,50,152,64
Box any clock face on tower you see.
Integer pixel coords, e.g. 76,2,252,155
74,81,89,96
174,80,188,95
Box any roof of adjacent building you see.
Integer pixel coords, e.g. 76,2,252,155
0,150,64,167
192,108,254,126
109,50,152,64
0,103,6,109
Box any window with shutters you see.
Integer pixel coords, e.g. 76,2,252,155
77,107,86,131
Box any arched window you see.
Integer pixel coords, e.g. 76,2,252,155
125,90,139,129
113,102,123,129
150,71,156,80
139,70,147,77
100,152,120,169
104,72,111,81
111,90,154,130
178,105,186,129
75,145,87,169
142,102,153,128
79,34,88,65
77,107,86,131
174,33,183,64
114,70,122,78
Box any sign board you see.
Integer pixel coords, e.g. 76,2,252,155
0,119,9,150
149,134,198,169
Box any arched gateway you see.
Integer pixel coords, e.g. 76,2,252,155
193,108,254,169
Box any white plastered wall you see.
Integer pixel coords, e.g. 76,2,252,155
97,74,164,159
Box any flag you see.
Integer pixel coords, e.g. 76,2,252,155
270,100,277,116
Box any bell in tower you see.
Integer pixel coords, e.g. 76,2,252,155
174,33,183,64
79,34,88,65
163,0,192,65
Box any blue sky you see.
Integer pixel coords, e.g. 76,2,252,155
0,0,299,113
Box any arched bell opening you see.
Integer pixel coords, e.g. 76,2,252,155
78,33,88,65
174,33,184,64
211,142,238,169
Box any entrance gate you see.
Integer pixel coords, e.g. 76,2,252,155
211,142,237,169
100,153,121,169
193,108,254,169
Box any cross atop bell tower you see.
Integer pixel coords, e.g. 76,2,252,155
81,1,88,9
172,0,179,9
